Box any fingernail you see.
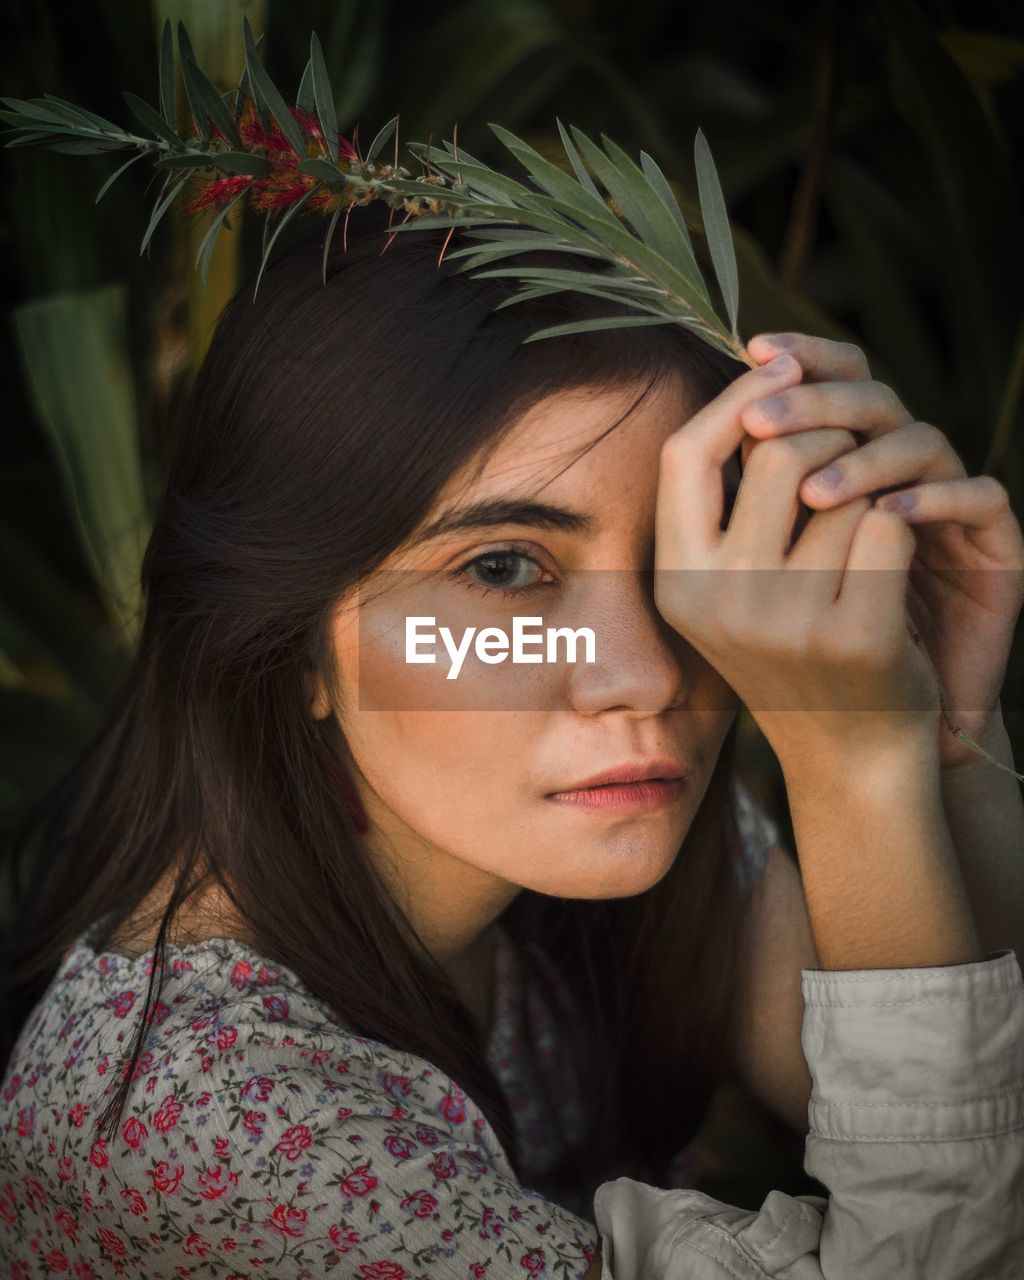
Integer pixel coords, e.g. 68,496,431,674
754,396,789,422
758,333,794,348
807,464,844,490
757,353,798,376
878,491,917,515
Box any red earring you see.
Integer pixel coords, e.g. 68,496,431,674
318,753,370,834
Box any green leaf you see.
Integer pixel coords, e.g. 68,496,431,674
296,157,347,184
159,17,176,129
152,153,219,170
0,96,80,127
366,115,399,164
487,122,620,230
172,21,243,148
694,128,739,337
639,148,697,267
297,58,316,113
194,188,249,288
252,184,323,300
471,265,669,296
140,172,188,255
123,91,182,148
243,23,306,157
175,22,207,142
40,94,122,133
310,31,339,163
321,200,347,284
95,150,146,204
522,315,678,343
556,117,601,201
12,284,150,643
568,126,678,269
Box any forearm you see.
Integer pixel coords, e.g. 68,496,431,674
778,730,982,970
939,708,1024,963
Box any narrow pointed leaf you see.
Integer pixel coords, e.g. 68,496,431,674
209,152,274,175
367,115,399,164
180,53,243,147
153,153,220,170
296,157,347,184
159,18,176,128
95,150,145,203
123,91,182,147
556,117,601,201
639,148,698,280
252,184,322,299
40,94,121,133
244,27,307,157
523,315,677,343
0,97,79,127
309,31,338,163
487,122,619,228
297,58,315,113
694,128,739,337
140,172,188,255
321,199,346,283
195,189,248,287
569,126,673,263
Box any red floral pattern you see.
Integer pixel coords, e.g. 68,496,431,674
0,778,774,1276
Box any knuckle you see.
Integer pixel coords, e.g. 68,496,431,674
837,340,869,376
976,474,1010,506
909,420,949,452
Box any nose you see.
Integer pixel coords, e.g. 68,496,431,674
562,568,696,718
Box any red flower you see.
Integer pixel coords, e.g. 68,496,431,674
329,1223,361,1252
122,1115,148,1149
198,1164,239,1200
120,1186,147,1216
147,1161,184,1195
182,1233,213,1258
243,1108,266,1137
430,1151,458,1180
67,1103,85,1128
520,1249,547,1274
97,1228,127,1258
153,1097,183,1133
267,1203,307,1237
339,1164,378,1198
44,1249,69,1273
242,1075,274,1102
439,1093,466,1124
383,1135,417,1161
88,1140,108,1168
358,1264,406,1280
275,1123,313,1161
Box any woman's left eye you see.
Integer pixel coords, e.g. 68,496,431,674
451,547,555,599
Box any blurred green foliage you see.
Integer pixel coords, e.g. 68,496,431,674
1,0,1022,1207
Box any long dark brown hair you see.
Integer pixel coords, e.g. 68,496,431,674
0,195,753,1201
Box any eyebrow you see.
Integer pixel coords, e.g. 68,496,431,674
416,497,597,542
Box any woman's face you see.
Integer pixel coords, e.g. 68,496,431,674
312,372,740,955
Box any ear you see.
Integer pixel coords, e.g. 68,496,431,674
303,668,332,720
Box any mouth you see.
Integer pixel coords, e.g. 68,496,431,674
546,760,687,813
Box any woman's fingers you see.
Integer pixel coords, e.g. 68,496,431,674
741,379,913,443
788,496,873,607
727,428,861,567
800,420,968,508
658,353,803,559
876,476,1024,566
746,332,871,383
836,507,921,671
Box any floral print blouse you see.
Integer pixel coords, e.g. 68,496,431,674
0,776,778,1279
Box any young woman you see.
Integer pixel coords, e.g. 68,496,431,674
1,199,1022,1278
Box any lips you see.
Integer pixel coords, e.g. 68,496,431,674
552,758,687,794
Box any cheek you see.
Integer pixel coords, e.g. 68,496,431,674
348,581,565,713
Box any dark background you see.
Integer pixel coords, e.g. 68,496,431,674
1,0,1022,1206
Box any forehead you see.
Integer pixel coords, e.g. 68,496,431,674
452,372,694,504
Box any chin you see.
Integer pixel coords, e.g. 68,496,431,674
524,835,681,901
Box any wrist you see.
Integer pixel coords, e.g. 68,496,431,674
774,716,941,793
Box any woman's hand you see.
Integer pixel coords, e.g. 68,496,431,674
653,353,941,773
739,333,1024,771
